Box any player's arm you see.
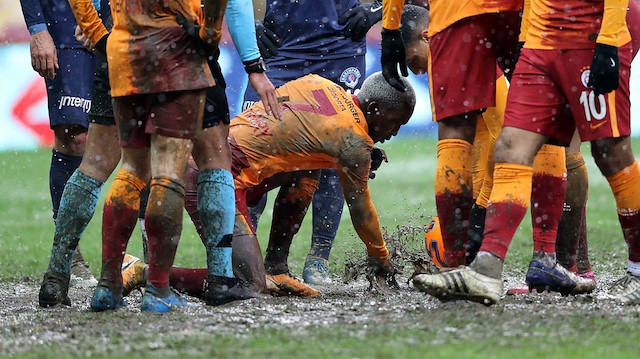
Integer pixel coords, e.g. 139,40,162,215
224,0,281,119
381,0,408,92
337,149,389,261
68,0,109,54
588,0,630,95
338,0,383,41
20,0,58,79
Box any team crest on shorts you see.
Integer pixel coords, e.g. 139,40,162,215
580,68,591,88
340,67,361,89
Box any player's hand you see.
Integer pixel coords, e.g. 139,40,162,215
588,43,620,96
30,29,58,79
248,72,282,120
369,147,388,179
338,2,383,41
381,28,408,92
74,25,95,53
255,21,280,59
366,255,400,292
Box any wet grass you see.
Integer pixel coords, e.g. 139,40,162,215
1,137,640,358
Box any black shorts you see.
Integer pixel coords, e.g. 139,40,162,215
203,55,230,128
87,52,115,125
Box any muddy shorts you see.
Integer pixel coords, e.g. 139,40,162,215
45,48,95,128
87,52,114,125
113,89,206,148
427,12,520,121
504,44,632,146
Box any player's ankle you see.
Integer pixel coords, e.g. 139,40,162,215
469,251,504,279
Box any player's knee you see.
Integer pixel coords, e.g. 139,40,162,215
53,125,88,156
591,137,635,177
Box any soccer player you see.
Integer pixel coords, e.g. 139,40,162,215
382,0,522,268
19,0,98,286
123,72,416,300
38,0,281,308
245,0,384,285
414,0,639,305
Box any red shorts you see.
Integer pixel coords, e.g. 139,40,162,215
427,12,521,121
113,89,205,148
504,44,632,146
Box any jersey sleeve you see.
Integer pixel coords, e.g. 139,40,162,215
597,0,630,47
382,0,406,30
336,143,389,260
69,0,109,45
19,0,47,35
225,0,260,62
518,0,531,43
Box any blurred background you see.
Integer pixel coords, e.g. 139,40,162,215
0,1,637,152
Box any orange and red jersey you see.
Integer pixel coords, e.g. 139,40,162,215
523,0,631,50
69,0,109,45
107,0,215,97
230,74,388,259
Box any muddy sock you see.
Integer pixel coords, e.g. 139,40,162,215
310,169,344,260
100,169,146,287
466,204,486,264
556,152,588,271
470,251,504,279
481,163,533,260
435,139,474,266
197,169,235,278
532,250,557,268
606,161,640,264
531,145,566,254
50,149,83,220
169,267,208,298
146,177,185,289
576,209,591,273
471,115,489,200
47,170,103,275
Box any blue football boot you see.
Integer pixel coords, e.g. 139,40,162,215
525,259,597,295
140,284,191,313
90,284,126,311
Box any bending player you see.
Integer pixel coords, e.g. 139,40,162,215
122,72,416,301
414,0,640,305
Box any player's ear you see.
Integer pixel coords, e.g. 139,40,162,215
366,101,379,115
421,29,428,41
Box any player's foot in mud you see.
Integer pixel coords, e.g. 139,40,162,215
90,283,126,311
39,271,71,307
525,260,595,295
302,255,331,285
205,275,256,306
606,273,640,304
121,254,147,296
266,273,321,297
70,247,98,289
140,284,191,313
413,266,503,305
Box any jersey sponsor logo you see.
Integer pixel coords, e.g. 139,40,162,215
58,95,91,113
340,67,361,89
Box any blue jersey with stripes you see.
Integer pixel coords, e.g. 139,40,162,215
263,0,366,60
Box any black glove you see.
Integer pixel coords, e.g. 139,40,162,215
587,43,620,96
338,2,383,41
176,14,214,59
381,28,409,92
255,20,280,59
95,34,109,55
369,147,387,179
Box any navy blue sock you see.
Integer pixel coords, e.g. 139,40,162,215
49,149,83,220
47,170,103,275
310,168,344,260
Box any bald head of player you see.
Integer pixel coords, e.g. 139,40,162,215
399,5,430,76
357,72,416,143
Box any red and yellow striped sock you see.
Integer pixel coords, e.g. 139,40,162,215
435,139,473,266
606,161,640,263
531,145,567,254
481,163,533,260
101,169,147,287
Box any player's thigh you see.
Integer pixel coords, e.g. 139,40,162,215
427,15,497,122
